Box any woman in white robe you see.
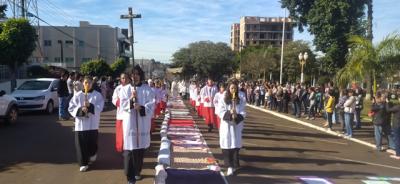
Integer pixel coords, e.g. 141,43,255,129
218,80,246,176
68,76,104,172
121,65,155,184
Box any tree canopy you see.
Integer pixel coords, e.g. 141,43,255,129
171,41,235,80
80,59,111,77
110,57,127,77
281,0,368,72
0,18,37,70
336,33,400,90
239,41,316,83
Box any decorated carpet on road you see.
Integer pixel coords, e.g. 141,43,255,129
155,97,225,184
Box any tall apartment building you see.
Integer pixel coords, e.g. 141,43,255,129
29,21,130,71
230,23,240,51
230,16,294,51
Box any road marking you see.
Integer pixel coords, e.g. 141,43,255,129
302,137,348,145
320,155,400,170
362,180,391,184
298,177,333,184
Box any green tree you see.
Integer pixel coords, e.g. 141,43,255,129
240,46,280,80
0,18,37,91
171,41,235,80
80,59,111,77
281,0,367,73
0,4,6,18
282,41,317,84
336,34,400,92
110,57,127,77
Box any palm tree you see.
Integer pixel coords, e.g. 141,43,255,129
336,34,400,92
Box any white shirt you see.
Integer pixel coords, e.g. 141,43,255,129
68,90,104,131
200,85,218,107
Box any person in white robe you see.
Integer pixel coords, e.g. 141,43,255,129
122,65,155,184
112,73,130,153
170,79,179,99
68,76,105,172
218,80,246,176
189,80,196,107
213,83,226,130
200,78,218,132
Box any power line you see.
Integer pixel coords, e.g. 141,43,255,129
39,0,77,25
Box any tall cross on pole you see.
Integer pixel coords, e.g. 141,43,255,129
120,7,141,66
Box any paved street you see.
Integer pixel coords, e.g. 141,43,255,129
1,104,400,184
0,107,160,184
195,105,400,184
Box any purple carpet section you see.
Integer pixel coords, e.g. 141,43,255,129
165,168,225,184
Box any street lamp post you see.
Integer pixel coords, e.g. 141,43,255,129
58,40,63,66
298,52,308,84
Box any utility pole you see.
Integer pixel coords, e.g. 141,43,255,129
120,7,141,66
20,0,25,17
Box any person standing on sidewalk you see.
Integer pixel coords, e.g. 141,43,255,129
67,72,75,100
386,96,400,159
336,89,348,133
68,76,105,172
218,79,246,176
58,72,70,121
354,89,364,129
371,92,389,151
307,87,316,120
324,89,335,130
343,90,356,137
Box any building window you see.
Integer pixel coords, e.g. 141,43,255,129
44,57,49,62
54,57,61,62
260,33,265,39
286,34,292,40
65,57,74,63
246,33,250,39
65,40,73,45
246,25,250,31
82,58,91,63
44,40,52,46
79,41,84,47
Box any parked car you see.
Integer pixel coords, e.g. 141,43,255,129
11,78,60,114
0,90,18,125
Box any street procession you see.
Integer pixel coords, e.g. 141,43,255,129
1,0,400,184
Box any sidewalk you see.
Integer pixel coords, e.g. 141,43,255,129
247,104,394,154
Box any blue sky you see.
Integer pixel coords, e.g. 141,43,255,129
4,0,400,63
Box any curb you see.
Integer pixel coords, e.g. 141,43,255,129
246,104,381,150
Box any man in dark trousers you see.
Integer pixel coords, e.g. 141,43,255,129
58,72,70,120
